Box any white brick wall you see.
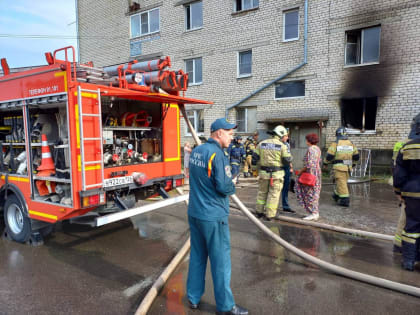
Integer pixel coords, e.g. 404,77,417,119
78,0,420,150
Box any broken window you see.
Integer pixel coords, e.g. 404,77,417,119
185,1,203,31
345,26,381,66
340,97,378,131
275,80,305,99
234,0,259,12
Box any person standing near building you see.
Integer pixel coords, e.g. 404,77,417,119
187,118,248,315
227,135,246,180
243,132,258,177
295,133,322,220
393,113,420,271
392,137,411,253
252,125,292,221
323,127,359,207
279,131,295,213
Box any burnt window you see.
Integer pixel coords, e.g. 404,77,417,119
341,97,378,131
345,26,381,66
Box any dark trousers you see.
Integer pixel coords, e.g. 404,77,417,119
281,166,291,209
187,216,235,312
402,198,420,263
231,162,240,178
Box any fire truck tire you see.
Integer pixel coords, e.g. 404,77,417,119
4,195,31,243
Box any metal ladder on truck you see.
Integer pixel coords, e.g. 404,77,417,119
77,86,104,190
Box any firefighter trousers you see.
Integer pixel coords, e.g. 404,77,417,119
243,155,252,173
394,203,406,248
401,198,420,264
256,178,284,218
334,169,350,198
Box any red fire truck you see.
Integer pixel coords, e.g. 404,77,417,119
0,46,210,244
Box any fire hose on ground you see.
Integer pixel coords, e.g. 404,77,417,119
135,107,420,315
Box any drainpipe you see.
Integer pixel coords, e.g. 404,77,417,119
75,0,80,63
225,0,309,118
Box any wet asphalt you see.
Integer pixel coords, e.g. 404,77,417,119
1,182,420,314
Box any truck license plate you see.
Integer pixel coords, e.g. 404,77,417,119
103,176,133,187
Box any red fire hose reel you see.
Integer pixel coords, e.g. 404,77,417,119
121,110,152,127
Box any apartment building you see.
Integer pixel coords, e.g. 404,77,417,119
77,0,420,170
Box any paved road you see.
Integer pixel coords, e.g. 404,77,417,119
0,203,190,315
149,212,420,315
1,182,420,314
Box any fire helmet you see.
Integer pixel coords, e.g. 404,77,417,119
336,127,348,140
235,135,242,141
409,113,420,139
272,125,288,138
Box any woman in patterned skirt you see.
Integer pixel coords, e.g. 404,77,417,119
296,133,322,221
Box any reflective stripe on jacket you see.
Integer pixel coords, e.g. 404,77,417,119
324,139,359,171
188,138,236,220
393,139,420,198
253,135,292,179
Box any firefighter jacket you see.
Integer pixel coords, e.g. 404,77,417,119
188,138,236,221
245,140,256,156
324,139,359,172
227,142,246,165
392,139,409,165
392,139,410,195
252,135,292,179
393,138,420,199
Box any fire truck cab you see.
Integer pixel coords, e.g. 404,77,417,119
0,46,210,244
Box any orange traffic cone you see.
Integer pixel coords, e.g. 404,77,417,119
37,134,55,176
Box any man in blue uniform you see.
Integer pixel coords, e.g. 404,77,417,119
393,113,420,271
228,136,246,179
187,118,249,315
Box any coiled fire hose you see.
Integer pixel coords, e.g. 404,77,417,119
135,106,420,315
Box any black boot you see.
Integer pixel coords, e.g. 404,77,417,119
332,192,339,202
338,197,350,207
216,304,249,315
402,241,417,271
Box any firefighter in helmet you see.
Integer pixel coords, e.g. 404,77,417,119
227,135,246,179
243,131,258,177
252,125,292,221
393,113,420,271
323,127,359,207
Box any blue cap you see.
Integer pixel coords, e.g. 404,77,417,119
210,118,237,133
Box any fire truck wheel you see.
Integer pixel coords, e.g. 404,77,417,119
4,195,31,243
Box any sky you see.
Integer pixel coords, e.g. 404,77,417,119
0,0,78,68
